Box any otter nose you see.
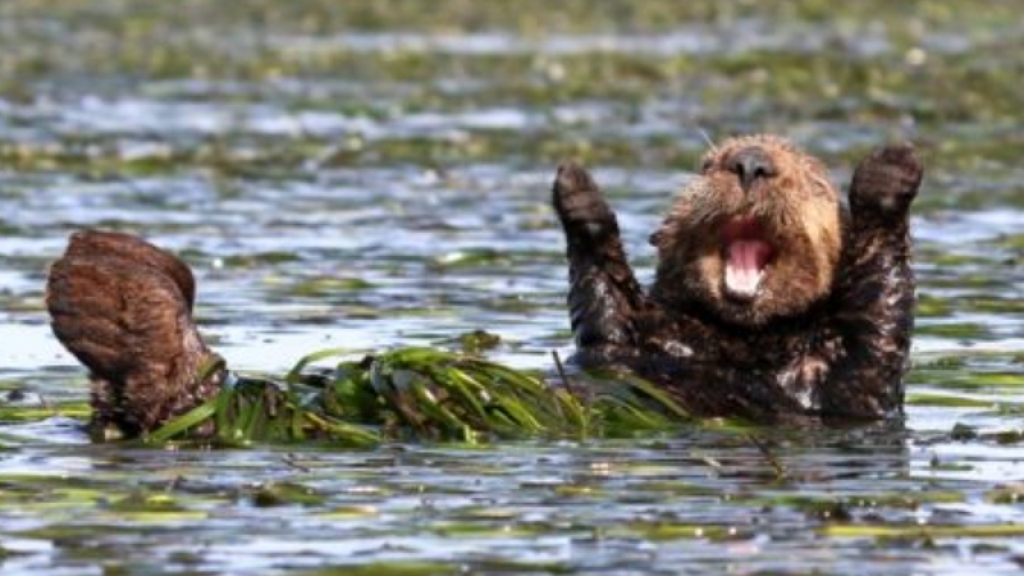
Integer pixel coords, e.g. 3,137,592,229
726,146,778,191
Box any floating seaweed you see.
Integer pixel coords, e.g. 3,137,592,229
148,347,692,447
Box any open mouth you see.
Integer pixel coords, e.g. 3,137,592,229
721,218,775,301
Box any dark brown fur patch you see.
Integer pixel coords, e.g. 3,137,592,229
46,230,224,437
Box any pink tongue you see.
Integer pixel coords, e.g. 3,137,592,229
725,240,772,297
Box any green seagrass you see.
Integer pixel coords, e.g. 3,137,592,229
149,347,693,446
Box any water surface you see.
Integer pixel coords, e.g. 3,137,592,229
2,1,1024,574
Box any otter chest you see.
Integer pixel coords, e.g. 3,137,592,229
654,321,844,412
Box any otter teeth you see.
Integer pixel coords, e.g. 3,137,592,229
725,240,772,299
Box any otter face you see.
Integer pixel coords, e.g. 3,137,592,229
652,135,842,326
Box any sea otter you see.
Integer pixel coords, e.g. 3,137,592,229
44,136,920,438
552,136,921,422
46,230,228,437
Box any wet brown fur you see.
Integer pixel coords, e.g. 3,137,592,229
46,230,225,438
553,137,921,422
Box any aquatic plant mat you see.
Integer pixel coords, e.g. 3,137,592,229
149,348,691,446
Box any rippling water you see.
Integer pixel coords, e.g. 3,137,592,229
2,1,1024,574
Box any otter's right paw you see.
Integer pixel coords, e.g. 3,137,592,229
849,143,923,218
552,161,619,243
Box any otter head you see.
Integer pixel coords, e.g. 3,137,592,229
651,135,842,327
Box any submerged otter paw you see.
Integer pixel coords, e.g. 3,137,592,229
850,143,923,217
552,161,618,242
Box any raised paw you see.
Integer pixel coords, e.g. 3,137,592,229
849,143,923,217
552,160,619,243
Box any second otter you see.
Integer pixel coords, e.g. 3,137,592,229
552,136,921,422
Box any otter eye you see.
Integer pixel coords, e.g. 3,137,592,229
700,158,713,173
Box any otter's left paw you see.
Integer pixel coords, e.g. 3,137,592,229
849,143,923,217
552,161,620,243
